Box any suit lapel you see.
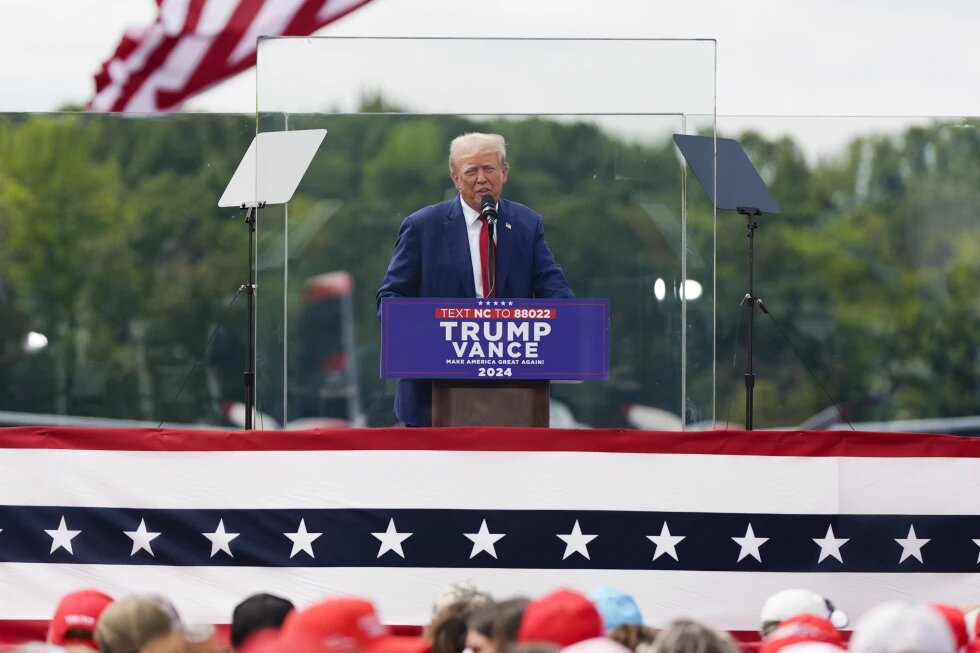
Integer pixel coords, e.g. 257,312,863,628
495,199,513,296
444,197,476,298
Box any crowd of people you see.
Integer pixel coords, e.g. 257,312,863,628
13,584,980,653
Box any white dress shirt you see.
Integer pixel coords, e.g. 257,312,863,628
460,196,497,297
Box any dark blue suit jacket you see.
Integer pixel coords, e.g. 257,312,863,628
377,196,573,426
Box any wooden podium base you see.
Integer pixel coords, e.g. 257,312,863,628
431,379,550,427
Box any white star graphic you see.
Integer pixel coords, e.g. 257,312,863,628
372,518,412,558
477,300,483,306
284,519,322,559
973,539,980,564
732,523,769,562
124,518,161,557
895,525,929,563
45,516,82,555
557,520,597,560
646,522,685,561
202,519,239,558
464,519,506,559
813,524,849,564
508,301,514,306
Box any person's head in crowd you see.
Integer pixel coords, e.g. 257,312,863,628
140,633,189,653
488,597,531,653
47,589,114,651
231,593,295,650
507,645,558,653
760,615,845,653
650,619,741,653
95,595,181,653
607,625,659,653
237,626,359,653
431,581,493,620
13,644,70,653
466,602,499,653
280,596,430,653
762,644,845,653
562,636,634,653
427,597,494,653
849,602,956,653
759,590,848,637
426,580,493,653
517,589,603,648
929,605,969,653
587,586,652,652
589,588,643,633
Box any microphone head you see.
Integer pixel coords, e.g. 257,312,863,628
480,194,498,221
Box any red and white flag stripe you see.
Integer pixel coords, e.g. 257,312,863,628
89,0,373,113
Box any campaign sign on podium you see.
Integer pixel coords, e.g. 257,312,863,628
380,298,609,380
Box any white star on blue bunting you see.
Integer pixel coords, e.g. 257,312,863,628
202,519,239,558
464,519,506,559
45,516,81,555
895,525,929,563
732,523,768,563
813,524,849,564
647,522,685,561
557,520,597,560
124,518,161,557
284,518,322,559
372,518,412,559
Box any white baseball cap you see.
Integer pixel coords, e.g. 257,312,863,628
850,602,956,653
760,589,849,630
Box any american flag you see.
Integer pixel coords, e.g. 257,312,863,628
0,426,978,642
89,0,374,112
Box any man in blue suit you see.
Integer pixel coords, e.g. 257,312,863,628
377,132,573,426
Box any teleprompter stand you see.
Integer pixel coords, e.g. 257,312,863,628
218,129,327,429
673,134,780,430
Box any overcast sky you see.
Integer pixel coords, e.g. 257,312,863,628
3,0,979,116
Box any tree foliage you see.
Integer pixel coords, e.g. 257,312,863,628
0,109,976,428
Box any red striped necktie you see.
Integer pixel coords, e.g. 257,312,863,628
478,215,496,298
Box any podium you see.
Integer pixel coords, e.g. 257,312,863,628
432,379,550,427
380,298,609,427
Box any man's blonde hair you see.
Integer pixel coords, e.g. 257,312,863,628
448,133,508,173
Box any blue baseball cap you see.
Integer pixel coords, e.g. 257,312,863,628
588,587,643,631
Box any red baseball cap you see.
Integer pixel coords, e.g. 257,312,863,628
281,598,429,653
240,628,360,653
761,614,845,653
517,589,604,647
48,589,114,649
965,608,980,643
930,604,969,652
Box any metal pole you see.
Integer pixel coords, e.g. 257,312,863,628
743,209,759,430
243,205,257,430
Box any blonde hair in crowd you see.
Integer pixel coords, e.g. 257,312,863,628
651,620,741,653
448,133,509,173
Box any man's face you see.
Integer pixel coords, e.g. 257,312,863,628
451,151,508,211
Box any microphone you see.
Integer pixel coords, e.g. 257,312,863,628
480,194,498,225
480,194,498,297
